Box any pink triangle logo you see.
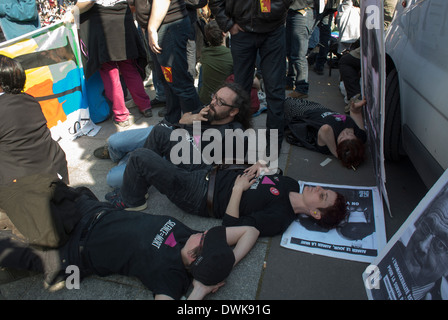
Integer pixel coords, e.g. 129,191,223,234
262,176,275,185
165,233,177,247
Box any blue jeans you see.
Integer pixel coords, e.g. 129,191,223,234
152,17,201,123
285,8,315,94
230,25,286,146
106,127,153,188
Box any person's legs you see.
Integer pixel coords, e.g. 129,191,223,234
99,61,129,122
230,31,258,97
120,148,208,215
156,17,201,123
106,127,154,188
338,52,361,100
314,13,333,73
259,25,287,152
287,9,314,95
108,127,153,163
0,231,65,288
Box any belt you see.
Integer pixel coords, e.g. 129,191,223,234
78,210,107,270
206,163,251,218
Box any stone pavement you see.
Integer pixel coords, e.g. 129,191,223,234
0,65,426,301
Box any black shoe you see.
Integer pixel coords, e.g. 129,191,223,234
151,98,166,106
140,108,153,118
158,107,167,117
93,145,110,159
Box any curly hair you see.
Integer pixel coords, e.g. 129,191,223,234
337,138,365,169
219,82,252,130
316,192,348,229
0,55,26,94
204,20,224,47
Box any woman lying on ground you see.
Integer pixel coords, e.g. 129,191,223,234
105,156,347,237
284,95,367,169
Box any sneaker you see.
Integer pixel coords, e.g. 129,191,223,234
113,119,131,127
93,145,110,159
288,91,308,99
140,108,153,118
105,189,147,211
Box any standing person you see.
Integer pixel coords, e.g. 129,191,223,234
285,0,315,99
133,0,202,124
69,0,152,127
0,191,260,299
0,0,40,41
0,55,68,186
208,0,293,156
198,20,234,105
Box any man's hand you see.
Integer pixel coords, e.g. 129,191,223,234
188,279,225,300
229,23,244,35
179,106,210,124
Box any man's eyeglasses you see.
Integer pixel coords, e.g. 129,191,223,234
210,93,237,108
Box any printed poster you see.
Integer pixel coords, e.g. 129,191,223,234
363,170,448,300
281,181,386,263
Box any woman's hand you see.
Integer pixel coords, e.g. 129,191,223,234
233,172,257,192
244,160,269,177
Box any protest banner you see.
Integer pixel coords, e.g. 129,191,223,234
0,21,100,141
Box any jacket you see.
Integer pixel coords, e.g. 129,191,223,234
0,0,40,40
208,0,293,33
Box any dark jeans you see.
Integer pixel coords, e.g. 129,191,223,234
338,52,361,100
144,124,210,172
151,17,201,123
121,148,210,216
230,25,286,146
314,13,333,71
285,8,314,94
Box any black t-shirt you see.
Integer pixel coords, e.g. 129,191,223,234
84,211,194,299
213,170,299,237
305,109,367,154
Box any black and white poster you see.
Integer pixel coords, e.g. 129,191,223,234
281,181,386,263
364,170,448,300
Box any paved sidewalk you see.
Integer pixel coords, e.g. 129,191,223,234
0,65,425,301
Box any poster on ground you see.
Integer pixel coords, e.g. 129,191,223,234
0,22,100,141
363,169,448,300
281,181,386,263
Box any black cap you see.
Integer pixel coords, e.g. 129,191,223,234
190,226,235,285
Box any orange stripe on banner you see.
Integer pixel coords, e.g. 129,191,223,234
26,79,66,128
